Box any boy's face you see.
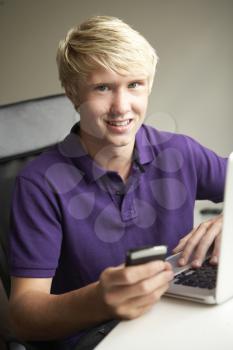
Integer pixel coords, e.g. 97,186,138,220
77,67,149,154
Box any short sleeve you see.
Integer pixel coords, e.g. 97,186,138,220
9,175,62,278
186,136,227,202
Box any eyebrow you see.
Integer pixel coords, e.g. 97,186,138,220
88,78,147,88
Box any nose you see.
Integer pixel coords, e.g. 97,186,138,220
109,90,131,117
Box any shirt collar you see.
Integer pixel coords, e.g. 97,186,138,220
58,122,156,183
134,124,156,165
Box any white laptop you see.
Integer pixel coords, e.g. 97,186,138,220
165,152,233,304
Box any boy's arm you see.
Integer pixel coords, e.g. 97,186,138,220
9,261,173,341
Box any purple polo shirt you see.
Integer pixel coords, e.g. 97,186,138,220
9,123,226,347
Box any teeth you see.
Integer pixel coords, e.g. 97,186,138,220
107,120,131,126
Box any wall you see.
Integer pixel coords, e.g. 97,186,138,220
0,0,232,156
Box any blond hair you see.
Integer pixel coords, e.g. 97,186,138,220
56,16,158,100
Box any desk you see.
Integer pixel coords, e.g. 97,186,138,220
95,296,233,350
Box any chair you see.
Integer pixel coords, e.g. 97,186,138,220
0,94,79,349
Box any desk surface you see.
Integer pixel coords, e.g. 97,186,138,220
95,296,233,350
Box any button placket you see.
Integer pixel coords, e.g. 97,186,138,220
121,190,137,222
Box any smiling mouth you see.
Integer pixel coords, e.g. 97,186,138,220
105,119,132,127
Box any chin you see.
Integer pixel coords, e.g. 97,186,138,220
109,138,134,148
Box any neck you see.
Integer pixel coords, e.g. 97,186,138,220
102,152,133,182
79,131,135,182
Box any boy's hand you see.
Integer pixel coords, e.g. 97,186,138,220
173,215,223,268
98,261,173,320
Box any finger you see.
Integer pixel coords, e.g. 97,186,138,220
174,216,220,255
164,261,173,271
173,232,193,253
209,234,222,265
105,269,173,305
132,282,170,309
102,260,167,287
212,214,223,224
190,220,222,268
132,304,152,319
178,221,213,266
118,283,170,320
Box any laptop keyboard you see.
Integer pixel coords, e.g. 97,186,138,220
174,260,217,290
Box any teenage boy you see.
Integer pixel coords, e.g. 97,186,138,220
9,16,226,350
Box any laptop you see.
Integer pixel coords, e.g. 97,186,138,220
165,151,233,304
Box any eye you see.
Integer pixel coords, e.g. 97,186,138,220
95,84,109,92
128,82,140,89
